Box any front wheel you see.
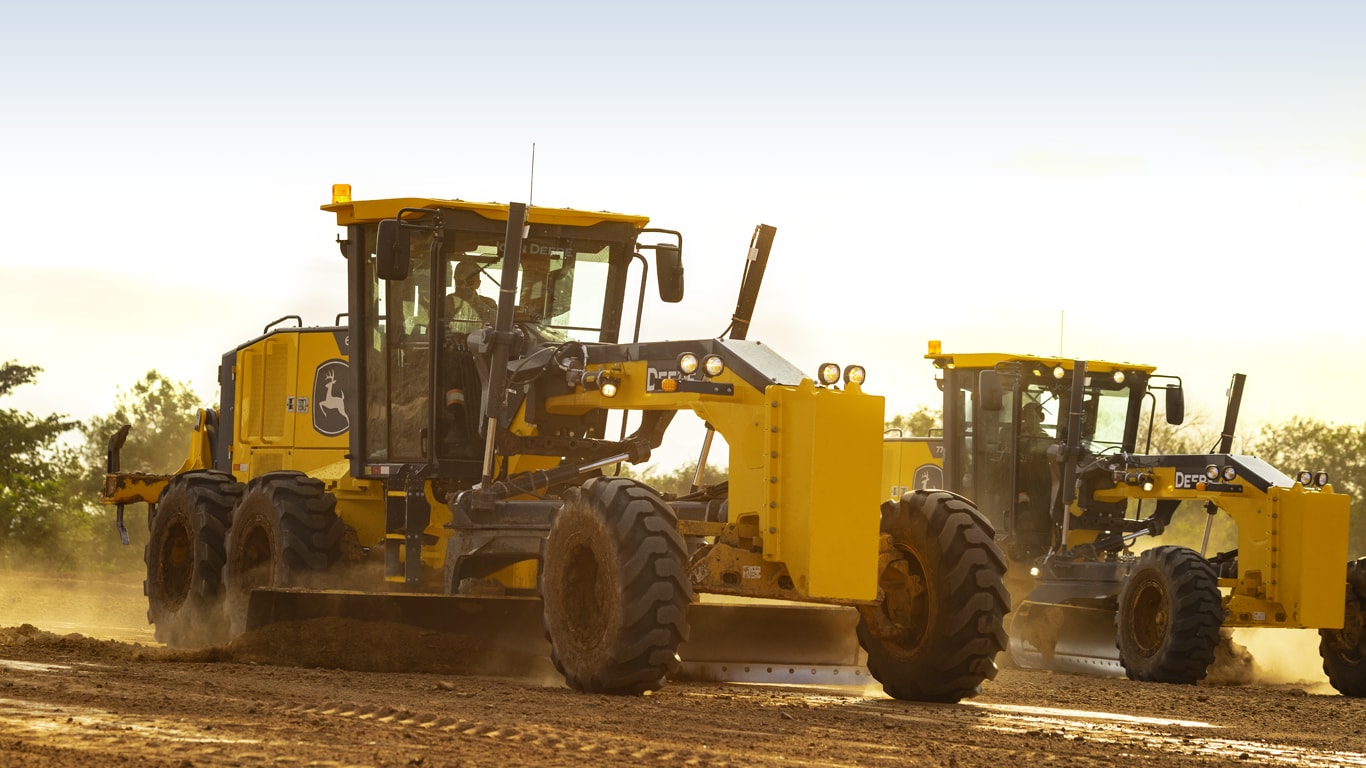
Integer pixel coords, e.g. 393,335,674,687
222,472,347,637
1116,545,1221,683
145,471,242,647
541,477,693,694
1320,558,1366,697
856,490,1009,702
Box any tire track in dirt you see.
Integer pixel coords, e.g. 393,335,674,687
280,698,743,766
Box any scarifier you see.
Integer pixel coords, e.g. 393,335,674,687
100,187,1010,699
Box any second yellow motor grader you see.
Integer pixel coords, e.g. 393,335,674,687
883,344,1364,695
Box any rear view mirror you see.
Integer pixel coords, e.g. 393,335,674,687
375,219,410,281
1165,384,1185,425
655,243,684,303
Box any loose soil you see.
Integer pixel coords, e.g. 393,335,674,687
0,571,1361,767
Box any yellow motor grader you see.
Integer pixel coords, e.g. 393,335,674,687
99,187,1009,700
883,344,1365,695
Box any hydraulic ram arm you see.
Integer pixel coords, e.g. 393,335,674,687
726,224,776,341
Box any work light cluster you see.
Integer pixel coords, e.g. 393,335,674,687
817,363,866,387
1205,464,1330,488
1295,469,1331,488
678,352,725,378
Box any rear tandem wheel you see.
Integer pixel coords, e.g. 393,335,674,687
856,489,1010,702
541,477,694,695
222,471,348,637
1319,558,1366,697
145,471,242,647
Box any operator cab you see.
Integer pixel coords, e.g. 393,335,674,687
930,348,1178,561
325,189,683,481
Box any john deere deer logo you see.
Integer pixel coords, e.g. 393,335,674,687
312,359,350,437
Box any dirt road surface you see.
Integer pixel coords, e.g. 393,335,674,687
1,571,1362,767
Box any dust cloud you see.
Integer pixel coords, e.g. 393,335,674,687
1232,627,1335,694
0,570,153,644
0,568,564,685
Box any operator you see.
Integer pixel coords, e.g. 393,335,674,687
1021,401,1048,439
439,261,496,458
444,261,498,328
1014,401,1055,560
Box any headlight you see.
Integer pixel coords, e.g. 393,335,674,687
678,352,699,375
586,370,620,397
1315,471,1330,488
843,365,866,386
1124,472,1155,492
703,354,725,377
1297,470,1313,486
1221,465,1237,482
818,362,841,386
1052,365,1066,380
1113,370,1126,384
1205,465,1220,481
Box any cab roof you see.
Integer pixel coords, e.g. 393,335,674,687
322,191,651,229
926,348,1157,376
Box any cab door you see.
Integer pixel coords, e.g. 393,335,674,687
347,223,437,472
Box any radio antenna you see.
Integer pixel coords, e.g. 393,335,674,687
528,142,536,207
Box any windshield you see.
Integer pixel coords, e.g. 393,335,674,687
437,232,616,343
1020,379,1132,454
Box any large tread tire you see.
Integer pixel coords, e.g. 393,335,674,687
1320,558,1366,697
145,471,242,648
856,490,1010,702
222,471,347,637
541,477,693,695
1116,545,1222,683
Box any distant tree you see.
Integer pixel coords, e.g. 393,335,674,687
75,371,208,498
885,405,940,437
1138,407,1220,456
0,362,85,565
70,371,208,569
615,461,726,497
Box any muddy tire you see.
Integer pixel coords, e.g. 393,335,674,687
1320,558,1366,697
145,471,242,647
541,477,693,694
222,472,347,637
856,490,1009,702
1116,545,1221,683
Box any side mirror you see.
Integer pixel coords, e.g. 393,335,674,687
978,371,1003,411
655,243,684,303
375,219,410,281
1165,384,1185,425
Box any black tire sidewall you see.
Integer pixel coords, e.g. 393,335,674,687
222,472,341,637
542,487,625,682
145,471,238,647
856,489,1009,702
223,482,285,635
1116,545,1221,683
540,477,692,694
1319,558,1366,696
146,486,198,621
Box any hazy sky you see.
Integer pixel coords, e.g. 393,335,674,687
3,1,1364,468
